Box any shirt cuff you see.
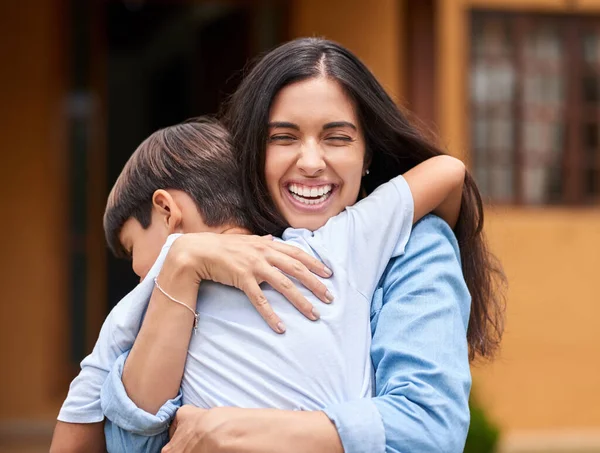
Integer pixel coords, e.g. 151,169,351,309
100,350,181,436
322,398,386,453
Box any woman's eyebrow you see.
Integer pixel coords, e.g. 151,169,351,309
268,121,299,130
323,121,357,131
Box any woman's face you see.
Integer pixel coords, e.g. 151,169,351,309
265,77,367,231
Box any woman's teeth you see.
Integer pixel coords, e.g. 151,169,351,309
290,192,331,205
288,184,333,205
289,184,332,197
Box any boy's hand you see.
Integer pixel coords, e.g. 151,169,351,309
166,233,333,333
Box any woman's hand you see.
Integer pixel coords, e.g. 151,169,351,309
166,233,334,333
162,406,343,453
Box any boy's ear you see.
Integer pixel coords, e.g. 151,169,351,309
152,189,183,234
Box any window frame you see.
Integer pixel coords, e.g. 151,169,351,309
470,10,600,205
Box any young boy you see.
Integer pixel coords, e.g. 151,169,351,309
52,117,465,452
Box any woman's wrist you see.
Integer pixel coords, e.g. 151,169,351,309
224,409,343,453
163,235,207,283
157,238,204,309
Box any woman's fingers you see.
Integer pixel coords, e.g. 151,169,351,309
266,240,333,279
265,249,333,305
180,234,335,329
163,408,202,453
240,279,286,334
259,265,320,321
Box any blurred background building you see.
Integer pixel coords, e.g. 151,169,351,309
1,0,599,451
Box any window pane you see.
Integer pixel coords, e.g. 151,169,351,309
470,14,515,202
582,30,600,201
520,22,566,204
583,75,599,103
470,13,600,205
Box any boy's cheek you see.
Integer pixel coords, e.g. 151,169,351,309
132,255,151,280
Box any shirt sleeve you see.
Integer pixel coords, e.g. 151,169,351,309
310,175,414,298
323,215,472,453
57,234,182,424
57,310,123,423
104,419,170,453
101,350,180,439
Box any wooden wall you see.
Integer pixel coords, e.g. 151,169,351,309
0,0,71,422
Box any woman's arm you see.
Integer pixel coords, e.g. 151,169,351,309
165,406,342,453
159,215,471,453
403,154,466,228
120,245,199,415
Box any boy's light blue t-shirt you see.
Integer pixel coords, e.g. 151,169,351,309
58,175,414,423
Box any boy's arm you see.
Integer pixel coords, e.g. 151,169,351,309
402,155,466,229
49,421,106,453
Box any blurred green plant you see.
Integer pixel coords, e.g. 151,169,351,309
464,393,500,453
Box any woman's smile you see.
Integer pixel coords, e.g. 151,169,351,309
282,180,338,212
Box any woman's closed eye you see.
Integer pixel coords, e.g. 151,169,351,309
325,135,354,145
269,134,297,144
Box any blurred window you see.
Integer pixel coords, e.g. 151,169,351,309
470,12,600,205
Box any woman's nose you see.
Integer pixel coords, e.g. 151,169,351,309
297,141,325,176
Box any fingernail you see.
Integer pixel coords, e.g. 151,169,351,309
311,307,320,320
277,322,286,333
325,291,335,303
323,266,333,277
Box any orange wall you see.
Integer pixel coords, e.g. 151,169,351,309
0,1,70,419
474,209,600,430
439,0,600,436
290,0,403,103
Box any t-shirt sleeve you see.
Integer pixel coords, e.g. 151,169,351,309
56,281,154,424
57,234,182,423
57,311,123,423
311,175,414,298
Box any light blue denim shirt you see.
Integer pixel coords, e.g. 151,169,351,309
101,215,472,453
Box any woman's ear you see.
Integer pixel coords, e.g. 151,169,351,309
152,189,183,234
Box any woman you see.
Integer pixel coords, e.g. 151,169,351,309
109,38,505,453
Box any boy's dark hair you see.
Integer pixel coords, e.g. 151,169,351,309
104,117,250,258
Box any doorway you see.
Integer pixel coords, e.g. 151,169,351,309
104,0,288,308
